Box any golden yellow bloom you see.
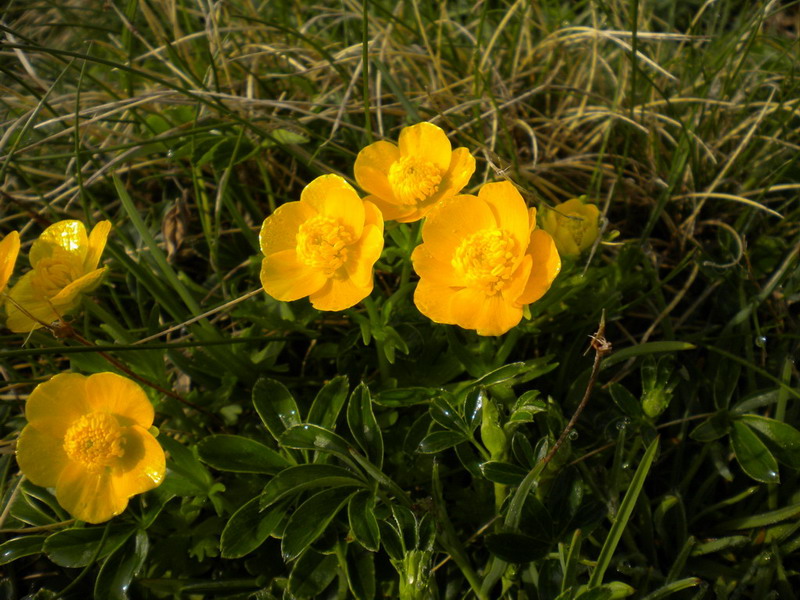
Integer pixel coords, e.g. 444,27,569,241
260,174,384,311
16,372,165,524
5,220,110,333
540,198,600,257
411,181,561,336
0,231,20,294
354,122,476,223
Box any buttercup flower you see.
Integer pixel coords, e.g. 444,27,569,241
354,122,475,223
412,181,561,336
16,372,165,524
260,174,384,311
540,197,600,257
0,231,20,294
5,220,110,333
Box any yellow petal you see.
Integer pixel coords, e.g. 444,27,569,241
420,194,495,258
260,249,327,302
84,372,154,428
478,181,530,254
112,425,165,498
363,199,384,230
16,424,70,487
29,221,88,268
300,175,365,240
5,271,59,332
502,254,532,305
83,221,111,271
518,229,561,305
56,462,128,524
398,123,451,172
344,223,383,289
354,141,400,203
49,267,106,307
413,279,456,325
309,274,371,311
259,201,317,257
24,373,90,436
411,243,459,287
0,231,20,293
435,146,475,200
364,194,417,223
450,288,522,336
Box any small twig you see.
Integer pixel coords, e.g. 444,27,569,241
540,311,612,468
134,288,262,345
4,295,222,424
0,518,75,534
0,475,25,530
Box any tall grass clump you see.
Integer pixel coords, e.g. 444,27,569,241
0,0,798,598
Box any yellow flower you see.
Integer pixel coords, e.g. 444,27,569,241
354,122,476,223
411,181,561,336
0,231,20,294
540,197,600,257
260,174,384,311
16,372,165,524
5,220,111,333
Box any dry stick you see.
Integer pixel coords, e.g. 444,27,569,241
65,327,220,422
434,313,612,573
4,295,220,423
540,312,612,469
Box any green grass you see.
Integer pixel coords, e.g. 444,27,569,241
1,0,799,598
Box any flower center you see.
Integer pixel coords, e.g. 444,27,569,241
296,215,354,276
452,229,518,295
388,156,443,206
31,250,83,297
558,212,587,247
63,412,125,471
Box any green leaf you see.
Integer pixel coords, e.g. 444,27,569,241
280,425,357,468
485,532,550,563
479,461,527,485
639,578,702,600
45,526,134,568
730,421,779,483
718,501,800,531
260,464,364,510
307,375,349,429
589,437,660,588
220,496,286,558
345,546,376,600
429,395,469,434
374,387,440,407
473,362,528,387
508,390,548,423
740,414,800,468
608,383,643,418
253,378,301,442
689,411,730,442
348,490,381,552
287,550,338,598
463,387,485,431
601,342,696,370
197,434,290,474
0,535,46,566
417,431,467,454
158,435,213,496
347,382,384,468
94,530,148,600
690,536,749,555
281,487,355,560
